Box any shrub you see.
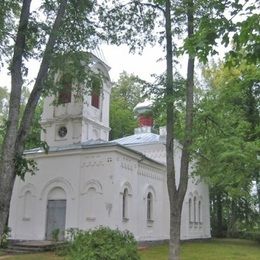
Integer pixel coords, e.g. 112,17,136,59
243,232,260,243
51,228,60,242
66,226,140,260
0,226,11,248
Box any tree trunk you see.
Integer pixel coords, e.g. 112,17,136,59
255,172,260,214
0,0,68,238
165,0,178,257
169,203,182,258
227,199,237,237
165,0,194,259
0,0,32,238
216,192,223,237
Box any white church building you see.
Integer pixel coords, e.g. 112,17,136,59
8,54,211,242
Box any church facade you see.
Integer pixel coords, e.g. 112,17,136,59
8,55,211,242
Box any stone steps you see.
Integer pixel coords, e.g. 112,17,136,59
4,240,65,254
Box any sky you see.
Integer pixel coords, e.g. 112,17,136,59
101,44,166,82
0,43,169,89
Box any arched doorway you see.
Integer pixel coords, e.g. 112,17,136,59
46,187,66,240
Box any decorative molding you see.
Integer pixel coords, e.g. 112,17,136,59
39,177,75,200
81,155,105,168
143,184,156,201
81,179,103,195
107,157,112,163
138,164,164,181
19,183,37,198
120,181,133,195
120,156,134,171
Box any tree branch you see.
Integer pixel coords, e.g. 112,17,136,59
178,0,194,197
108,0,165,15
165,0,176,197
137,1,165,14
15,0,68,154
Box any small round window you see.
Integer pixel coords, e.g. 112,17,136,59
58,126,67,138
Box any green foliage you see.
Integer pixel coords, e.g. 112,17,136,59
110,71,145,140
146,72,187,138
194,60,260,236
0,86,44,152
0,226,11,248
227,13,260,65
24,99,44,150
51,228,60,242
15,155,38,181
0,87,9,116
66,227,140,260
0,87,9,145
0,86,9,148
98,0,166,52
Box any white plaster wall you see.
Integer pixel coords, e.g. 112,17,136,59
41,94,84,147
127,141,211,240
9,147,169,241
112,154,139,235
135,163,169,241
77,152,116,230
9,144,210,241
9,152,81,240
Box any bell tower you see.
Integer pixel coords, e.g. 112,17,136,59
40,54,112,147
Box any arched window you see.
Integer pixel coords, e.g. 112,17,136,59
194,196,197,223
147,192,153,221
189,198,192,223
122,188,128,220
198,200,201,223
58,74,72,104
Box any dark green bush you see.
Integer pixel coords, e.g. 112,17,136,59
0,226,11,248
243,232,260,243
66,226,140,260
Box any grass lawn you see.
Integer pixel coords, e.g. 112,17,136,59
0,252,62,260
139,239,260,260
0,239,259,260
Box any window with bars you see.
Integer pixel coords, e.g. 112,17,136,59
147,192,153,221
198,200,201,223
122,188,128,220
194,196,197,223
189,198,192,223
